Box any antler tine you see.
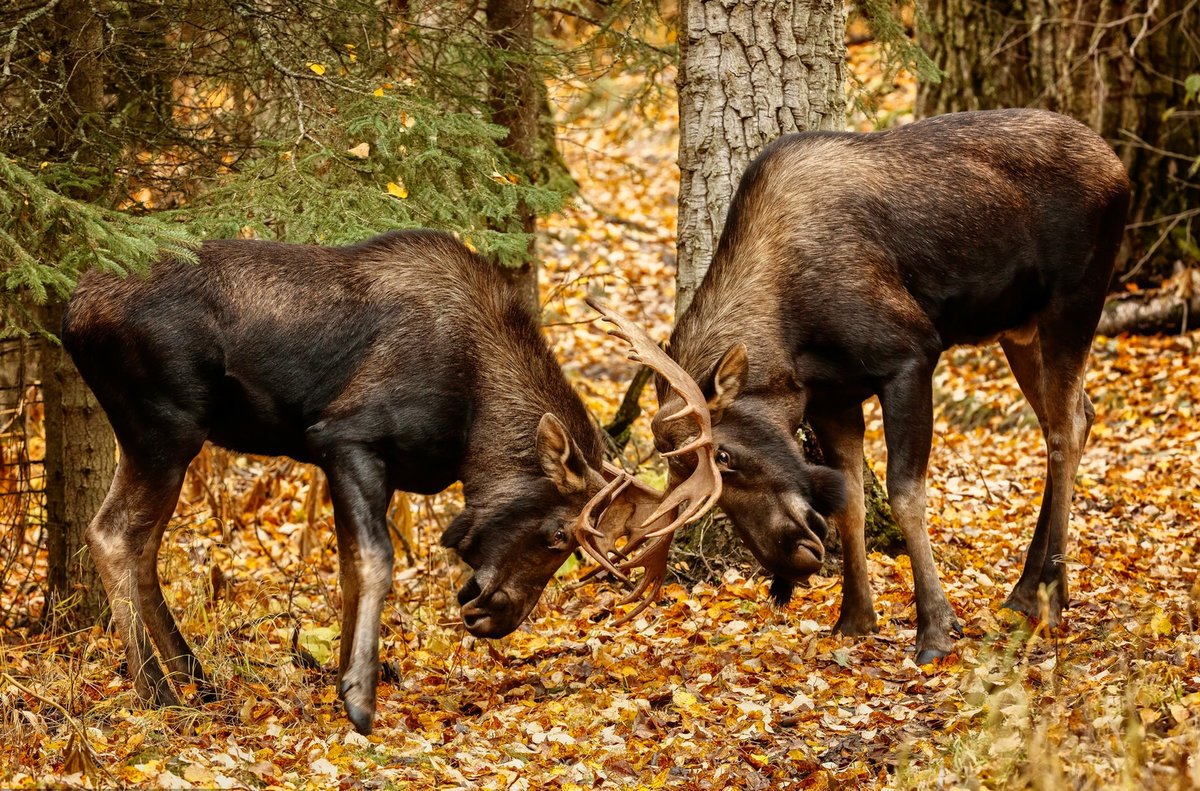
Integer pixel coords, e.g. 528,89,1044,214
571,562,631,590
585,298,713,418
572,300,724,625
570,472,634,582
610,563,667,625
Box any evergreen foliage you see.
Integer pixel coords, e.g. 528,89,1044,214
853,0,940,84
2,0,668,322
0,156,197,333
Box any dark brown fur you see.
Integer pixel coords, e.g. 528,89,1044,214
65,230,605,733
661,109,1130,662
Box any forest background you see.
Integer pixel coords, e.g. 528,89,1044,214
1,0,1198,788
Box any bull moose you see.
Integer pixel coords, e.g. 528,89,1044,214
618,109,1130,664
65,230,619,734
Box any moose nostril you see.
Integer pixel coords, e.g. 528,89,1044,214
457,577,482,606
462,607,489,632
807,510,829,543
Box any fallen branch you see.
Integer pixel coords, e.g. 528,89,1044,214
1098,268,1200,336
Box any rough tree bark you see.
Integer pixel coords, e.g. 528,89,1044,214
917,0,1200,289
675,0,847,313
39,0,116,626
486,0,540,309
671,0,902,579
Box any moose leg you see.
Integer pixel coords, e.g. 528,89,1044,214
879,368,962,663
87,455,190,707
809,405,878,635
1021,333,1092,627
333,510,362,690
1000,326,1094,626
999,335,1056,618
318,442,393,736
136,468,214,700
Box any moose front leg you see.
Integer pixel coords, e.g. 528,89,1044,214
809,405,878,636
317,439,394,736
880,368,962,664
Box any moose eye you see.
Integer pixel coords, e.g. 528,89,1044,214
551,527,568,547
716,449,732,467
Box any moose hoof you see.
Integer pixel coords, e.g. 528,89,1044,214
344,700,376,736
1001,588,1065,629
914,614,963,666
832,609,879,637
915,647,952,666
137,675,181,709
1000,587,1040,618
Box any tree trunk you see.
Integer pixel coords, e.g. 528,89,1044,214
40,305,115,625
917,0,1200,287
675,0,847,314
39,0,115,627
671,0,901,578
486,0,540,309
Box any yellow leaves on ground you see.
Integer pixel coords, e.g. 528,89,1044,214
3,55,1199,791
307,62,326,76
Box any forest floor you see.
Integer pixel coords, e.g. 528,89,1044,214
3,52,1200,791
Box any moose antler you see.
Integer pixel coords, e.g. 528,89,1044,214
572,299,723,623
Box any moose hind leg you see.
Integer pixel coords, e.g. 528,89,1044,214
1017,329,1094,627
136,466,214,699
1034,383,1092,628
999,335,1056,618
88,456,189,706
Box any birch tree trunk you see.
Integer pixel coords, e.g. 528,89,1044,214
675,0,847,314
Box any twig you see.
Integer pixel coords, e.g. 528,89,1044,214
0,672,116,784
1118,129,1198,162
1120,212,1183,283
1127,0,1160,55
938,435,995,504
2,0,59,77
575,192,661,235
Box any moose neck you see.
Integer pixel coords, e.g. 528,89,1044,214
455,282,600,502
673,239,797,400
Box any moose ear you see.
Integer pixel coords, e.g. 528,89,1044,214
705,343,749,420
536,413,590,495
808,465,847,517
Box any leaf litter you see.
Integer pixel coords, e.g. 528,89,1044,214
2,61,1199,791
